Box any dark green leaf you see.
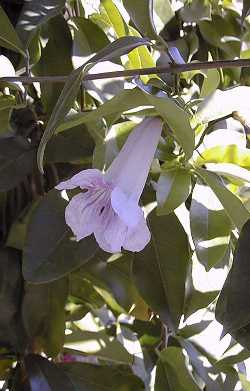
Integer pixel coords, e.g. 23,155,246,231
180,0,211,23
32,16,73,116
0,5,25,56
242,0,250,20
0,136,35,192
23,190,98,283
0,247,24,350
16,0,66,47
133,209,190,331
25,354,75,391
216,219,250,350
22,278,68,357
60,362,144,390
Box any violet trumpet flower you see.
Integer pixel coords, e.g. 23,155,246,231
56,117,162,253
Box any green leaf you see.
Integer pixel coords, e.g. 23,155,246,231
156,168,191,215
195,145,250,169
32,16,73,117
216,219,250,350
190,181,232,270
154,0,174,32
82,251,148,316
37,36,151,172
60,362,144,390
0,248,24,350
0,5,25,56
146,94,195,160
45,125,95,163
64,329,133,364
16,0,66,47
200,68,220,98
155,347,200,391
196,168,250,231
0,136,36,192
22,278,68,357
133,209,190,331
123,0,156,38
25,354,75,391
184,288,218,319
23,190,98,283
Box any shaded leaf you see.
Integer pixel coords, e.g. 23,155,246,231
22,278,68,357
216,219,250,350
60,362,144,390
133,209,190,331
23,190,98,283
0,5,25,56
25,354,74,391
0,136,35,192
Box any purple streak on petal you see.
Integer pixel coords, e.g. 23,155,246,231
123,217,151,252
56,169,104,190
105,117,162,201
111,186,142,227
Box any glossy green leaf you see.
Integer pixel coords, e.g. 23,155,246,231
196,168,250,231
22,278,68,357
157,168,191,215
0,136,36,192
23,190,98,283
133,209,190,331
216,219,250,350
200,68,220,98
190,181,231,270
155,347,200,391
0,5,25,56
195,145,250,169
60,362,144,390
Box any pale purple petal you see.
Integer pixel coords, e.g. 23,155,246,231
65,193,100,241
123,217,151,252
105,117,162,201
56,169,104,190
111,187,143,227
94,207,127,253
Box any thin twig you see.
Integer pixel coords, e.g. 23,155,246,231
1,59,250,84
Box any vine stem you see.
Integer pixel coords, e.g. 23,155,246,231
1,58,250,84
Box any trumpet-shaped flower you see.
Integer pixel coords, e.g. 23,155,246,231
56,117,162,253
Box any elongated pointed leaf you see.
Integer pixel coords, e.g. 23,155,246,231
0,5,26,56
133,209,190,331
196,168,250,231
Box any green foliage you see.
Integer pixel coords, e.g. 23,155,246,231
1,0,250,389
